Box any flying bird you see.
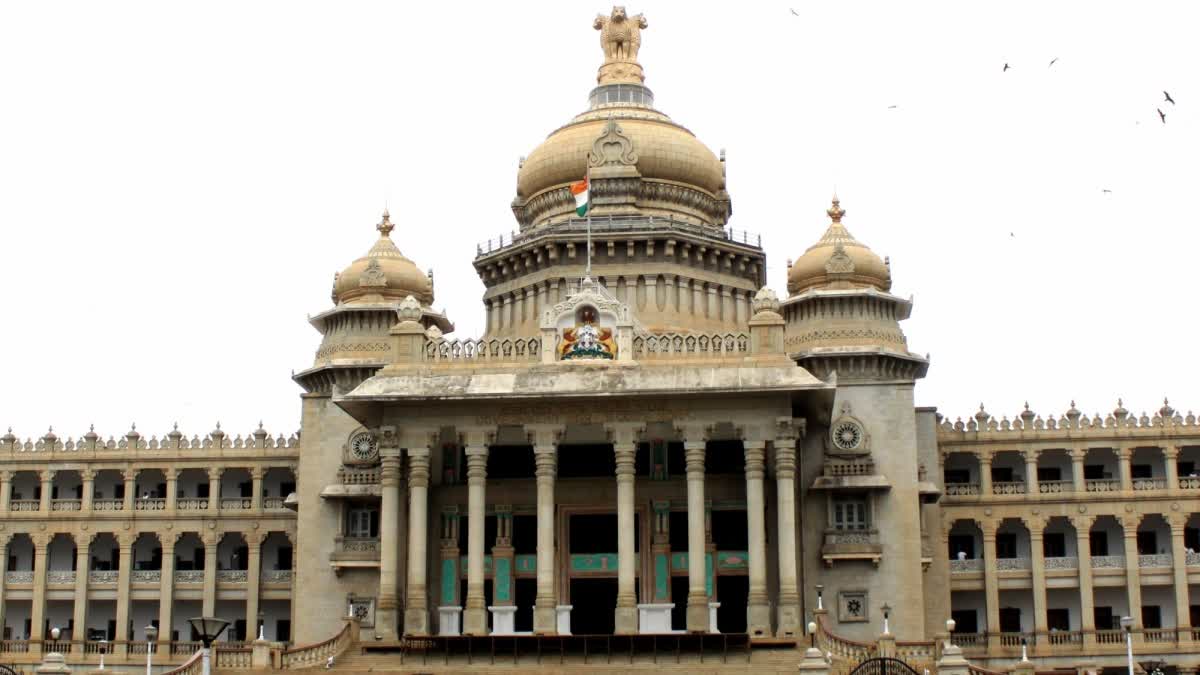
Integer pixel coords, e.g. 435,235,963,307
1048,57,1058,67
887,105,898,109
1003,63,1011,72
1158,108,1167,124
790,8,798,15
1102,189,1112,194
1164,90,1175,105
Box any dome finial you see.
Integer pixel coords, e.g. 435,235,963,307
377,210,394,238
827,195,845,223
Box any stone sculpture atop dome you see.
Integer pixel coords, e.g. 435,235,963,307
594,6,648,85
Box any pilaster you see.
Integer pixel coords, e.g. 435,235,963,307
1168,513,1192,640
462,430,492,636
202,531,218,616
158,534,175,644
405,440,433,636
1165,446,1181,492
979,452,994,496
29,532,51,650
207,468,221,513
1070,515,1096,649
72,533,92,654
376,428,403,639
680,423,710,633
1023,450,1040,497
530,425,560,634
245,536,262,642
743,436,770,637
1120,514,1143,640
114,531,135,657
981,519,1000,651
773,418,801,638
1026,517,1048,648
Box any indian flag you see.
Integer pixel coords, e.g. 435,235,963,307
570,177,590,216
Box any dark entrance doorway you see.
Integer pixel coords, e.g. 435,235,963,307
514,578,536,633
570,578,617,634
716,575,748,633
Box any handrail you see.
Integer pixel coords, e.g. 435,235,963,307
159,648,204,675
281,619,355,669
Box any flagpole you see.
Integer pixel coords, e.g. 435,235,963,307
585,161,592,279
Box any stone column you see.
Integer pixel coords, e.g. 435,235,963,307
1069,448,1086,494
1028,518,1048,649
250,467,264,512
1165,446,1181,491
981,520,1001,651
683,430,710,633
463,432,491,636
72,535,91,653
1168,514,1192,640
490,506,516,634
114,532,134,657
405,443,432,635
743,438,770,637
207,468,221,513
531,427,559,634
1117,447,1133,492
774,422,802,638
39,470,52,514
123,469,136,512
1023,450,1040,496
29,533,50,650
1072,516,1096,649
81,469,95,515
202,532,218,616
158,536,175,644
163,468,178,515
1120,515,1144,636
245,536,262,641
611,423,643,635
979,453,993,496
437,509,462,635
377,441,403,638
0,536,8,647
0,471,10,516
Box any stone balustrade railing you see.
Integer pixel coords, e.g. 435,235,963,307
131,570,161,583
1037,480,1072,494
262,569,293,583
1187,551,1200,566
264,496,284,509
823,457,875,477
5,571,34,584
135,497,166,511
1138,553,1172,568
1091,555,1126,568
632,332,749,358
177,497,207,510
950,558,983,572
1133,477,1168,491
425,337,541,362
944,482,980,496
89,570,119,583
217,570,248,583
0,426,299,454
1044,556,1078,570
995,557,1031,571
1180,477,1200,490
281,619,355,669
10,499,39,511
221,497,252,510
93,498,123,511
50,499,82,511
339,537,381,553
214,647,252,669
338,467,380,485
175,570,205,583
991,481,1026,495
47,570,75,584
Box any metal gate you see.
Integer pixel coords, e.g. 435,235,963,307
0,664,18,675
849,657,922,675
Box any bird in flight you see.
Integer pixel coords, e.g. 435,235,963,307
1158,108,1167,124
1003,63,1011,72
1048,57,1058,67
1164,91,1175,105
1102,189,1112,194
790,8,798,15
887,105,898,109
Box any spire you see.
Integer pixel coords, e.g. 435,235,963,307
377,209,394,238
827,195,845,223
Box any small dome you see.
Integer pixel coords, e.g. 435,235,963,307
787,198,891,296
333,211,433,306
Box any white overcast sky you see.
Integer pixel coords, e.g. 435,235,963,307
1,1,1197,441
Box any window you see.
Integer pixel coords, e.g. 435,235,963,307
998,607,1021,633
1137,530,1158,556
950,610,977,634
948,535,975,560
990,467,1014,483
1094,606,1115,630
995,532,1018,559
1179,461,1196,477
1083,464,1106,480
944,469,970,484
347,508,379,539
1043,532,1066,558
1046,608,1070,632
1142,605,1162,629
831,496,868,531
1090,531,1109,556
1036,467,1061,482
1186,527,1199,552
1131,464,1153,479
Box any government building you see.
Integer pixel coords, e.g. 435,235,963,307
2,7,1197,674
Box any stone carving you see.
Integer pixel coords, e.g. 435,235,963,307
751,286,780,314
559,306,617,360
594,7,647,63
397,295,423,322
825,243,856,274
589,118,638,168
358,258,387,288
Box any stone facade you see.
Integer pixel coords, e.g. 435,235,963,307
1,6,1197,674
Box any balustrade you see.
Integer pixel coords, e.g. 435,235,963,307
994,557,1031,571
216,569,248,583
5,571,34,584
261,569,293,583
1188,551,1200,566
177,497,207,510
1132,477,1168,491
944,482,980,496
134,497,166,511
999,632,1031,647
50,499,82,511
1143,628,1176,643
950,558,983,572
92,498,123,511
1085,478,1122,492
220,497,252,510
1043,556,1078,570
174,570,205,584
991,481,1026,495
10,499,39,511
263,496,284,509
338,467,380,485
1090,555,1126,569
131,569,162,583
89,570,119,584
1138,553,1172,568
1180,476,1200,490
1095,629,1125,644
46,570,75,584
1037,480,1072,494
1046,630,1082,646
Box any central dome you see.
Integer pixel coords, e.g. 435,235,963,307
511,10,730,230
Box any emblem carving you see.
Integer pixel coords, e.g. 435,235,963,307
359,258,387,287
589,118,639,167
559,306,617,360
594,6,647,63
825,243,855,274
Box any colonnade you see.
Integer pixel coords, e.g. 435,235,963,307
375,421,803,638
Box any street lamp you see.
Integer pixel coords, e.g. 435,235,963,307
48,626,62,655
1120,615,1134,675
815,584,824,611
945,618,956,649
145,624,159,675
881,604,892,635
257,610,265,641
808,621,818,649
187,617,231,675
98,639,108,670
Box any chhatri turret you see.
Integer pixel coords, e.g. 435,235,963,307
782,197,928,381
475,6,764,338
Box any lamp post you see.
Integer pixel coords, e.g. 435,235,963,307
257,610,265,641
49,626,62,654
1120,615,1134,675
187,617,231,675
808,621,818,649
98,639,108,670
881,604,892,635
145,624,158,675
945,618,956,649
815,584,824,611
